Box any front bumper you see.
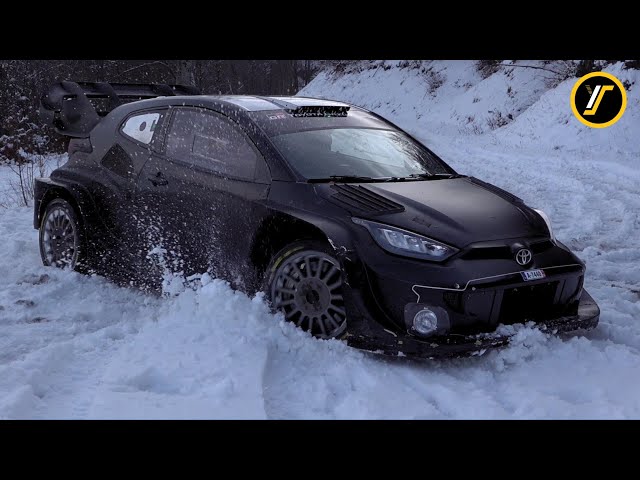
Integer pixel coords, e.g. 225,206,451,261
344,289,600,358
336,234,600,358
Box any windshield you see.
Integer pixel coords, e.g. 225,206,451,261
270,128,452,180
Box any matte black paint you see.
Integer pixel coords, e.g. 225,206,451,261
35,93,600,357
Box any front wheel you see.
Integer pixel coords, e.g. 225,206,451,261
39,198,85,271
264,241,347,339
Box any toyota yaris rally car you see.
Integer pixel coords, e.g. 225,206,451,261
34,81,600,357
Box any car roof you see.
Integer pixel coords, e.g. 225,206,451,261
117,94,352,113
216,95,351,111
109,94,390,140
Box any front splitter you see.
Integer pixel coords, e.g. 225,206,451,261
344,289,600,359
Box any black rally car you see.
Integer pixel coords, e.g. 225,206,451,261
34,81,600,357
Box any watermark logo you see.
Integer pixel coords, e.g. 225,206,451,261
570,71,627,128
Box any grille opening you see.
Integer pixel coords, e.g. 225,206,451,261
461,239,554,260
499,281,560,325
461,246,511,260
443,291,465,313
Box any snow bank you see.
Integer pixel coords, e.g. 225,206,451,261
495,62,640,156
300,60,640,154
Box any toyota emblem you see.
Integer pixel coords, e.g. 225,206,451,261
515,248,532,266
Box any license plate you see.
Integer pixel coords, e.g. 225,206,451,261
521,269,546,281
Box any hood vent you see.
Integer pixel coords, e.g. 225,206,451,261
330,184,405,215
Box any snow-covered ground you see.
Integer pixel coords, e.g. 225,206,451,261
0,61,639,418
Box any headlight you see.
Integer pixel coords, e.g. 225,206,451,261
533,208,556,243
352,217,458,261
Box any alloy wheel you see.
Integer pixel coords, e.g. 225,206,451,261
42,206,78,268
270,250,347,338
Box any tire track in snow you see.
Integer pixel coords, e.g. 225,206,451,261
0,206,158,418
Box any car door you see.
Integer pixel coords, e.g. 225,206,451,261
135,106,271,286
88,108,168,280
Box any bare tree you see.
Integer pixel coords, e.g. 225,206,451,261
175,60,196,85
0,59,322,163
7,154,48,207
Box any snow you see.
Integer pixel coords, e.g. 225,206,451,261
302,60,640,155
0,60,639,418
495,62,640,157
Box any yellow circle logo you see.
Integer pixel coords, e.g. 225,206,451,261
570,71,627,128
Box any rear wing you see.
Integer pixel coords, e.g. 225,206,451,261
40,81,200,138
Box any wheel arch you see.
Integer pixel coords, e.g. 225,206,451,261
249,211,356,282
36,184,84,229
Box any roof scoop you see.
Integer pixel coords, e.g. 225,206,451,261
287,105,349,117
257,96,350,117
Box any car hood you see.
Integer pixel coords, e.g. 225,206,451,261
321,177,548,248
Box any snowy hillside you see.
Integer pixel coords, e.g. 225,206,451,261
301,60,640,156
1,61,639,418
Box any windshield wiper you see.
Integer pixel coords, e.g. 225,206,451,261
407,172,461,180
307,175,392,183
380,173,462,182
307,173,461,183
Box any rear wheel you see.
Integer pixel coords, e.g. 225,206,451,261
39,198,86,271
265,241,347,339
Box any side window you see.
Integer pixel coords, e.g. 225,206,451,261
165,108,259,180
120,112,163,145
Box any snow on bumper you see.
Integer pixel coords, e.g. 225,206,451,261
344,289,600,359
